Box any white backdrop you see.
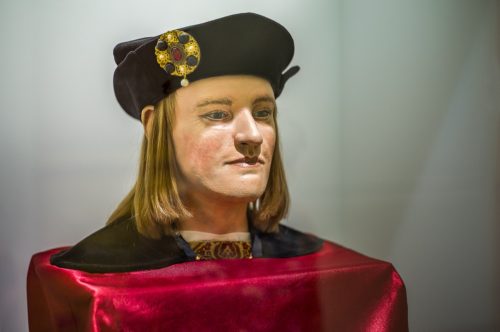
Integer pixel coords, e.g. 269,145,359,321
0,0,498,331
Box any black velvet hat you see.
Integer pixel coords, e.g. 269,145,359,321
113,12,300,120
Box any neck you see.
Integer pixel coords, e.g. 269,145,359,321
179,192,250,234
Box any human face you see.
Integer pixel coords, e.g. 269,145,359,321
173,75,276,203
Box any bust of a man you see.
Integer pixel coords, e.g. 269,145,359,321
28,13,408,331
50,13,322,272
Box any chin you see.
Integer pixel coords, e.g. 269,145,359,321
197,173,269,201
216,186,265,201
208,181,267,202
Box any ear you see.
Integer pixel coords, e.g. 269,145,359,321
141,105,155,140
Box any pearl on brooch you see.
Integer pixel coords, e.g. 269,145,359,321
181,78,189,87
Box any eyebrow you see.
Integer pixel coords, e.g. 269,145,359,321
252,95,276,106
195,95,276,108
196,98,232,108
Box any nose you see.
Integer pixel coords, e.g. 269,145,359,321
234,110,263,158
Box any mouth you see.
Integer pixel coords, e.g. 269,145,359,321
226,157,264,167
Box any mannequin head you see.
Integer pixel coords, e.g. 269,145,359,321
109,75,289,238
143,75,276,203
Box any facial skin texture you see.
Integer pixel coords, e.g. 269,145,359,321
173,75,276,203
142,75,277,233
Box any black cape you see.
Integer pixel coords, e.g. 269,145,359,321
50,217,324,273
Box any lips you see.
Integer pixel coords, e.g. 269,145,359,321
226,157,264,165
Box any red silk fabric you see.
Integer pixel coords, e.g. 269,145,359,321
27,241,408,331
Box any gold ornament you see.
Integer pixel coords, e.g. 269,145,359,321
154,30,201,87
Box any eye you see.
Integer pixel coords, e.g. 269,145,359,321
253,109,273,119
203,110,231,121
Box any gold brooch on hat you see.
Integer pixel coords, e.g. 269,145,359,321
155,30,201,87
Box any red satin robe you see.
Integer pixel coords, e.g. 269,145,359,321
27,241,408,331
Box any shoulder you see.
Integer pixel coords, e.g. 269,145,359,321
257,223,324,258
50,217,187,273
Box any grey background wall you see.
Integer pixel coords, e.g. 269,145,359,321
1,0,498,331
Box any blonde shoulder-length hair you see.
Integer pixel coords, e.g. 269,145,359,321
106,92,290,239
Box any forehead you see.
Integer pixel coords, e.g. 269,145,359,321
175,75,275,106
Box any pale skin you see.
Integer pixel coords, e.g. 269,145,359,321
141,75,277,234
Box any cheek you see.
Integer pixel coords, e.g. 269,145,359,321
192,139,223,168
261,127,276,156
175,128,228,173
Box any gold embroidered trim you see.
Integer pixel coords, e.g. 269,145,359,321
189,240,252,260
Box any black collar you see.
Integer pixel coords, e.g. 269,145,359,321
51,217,323,273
